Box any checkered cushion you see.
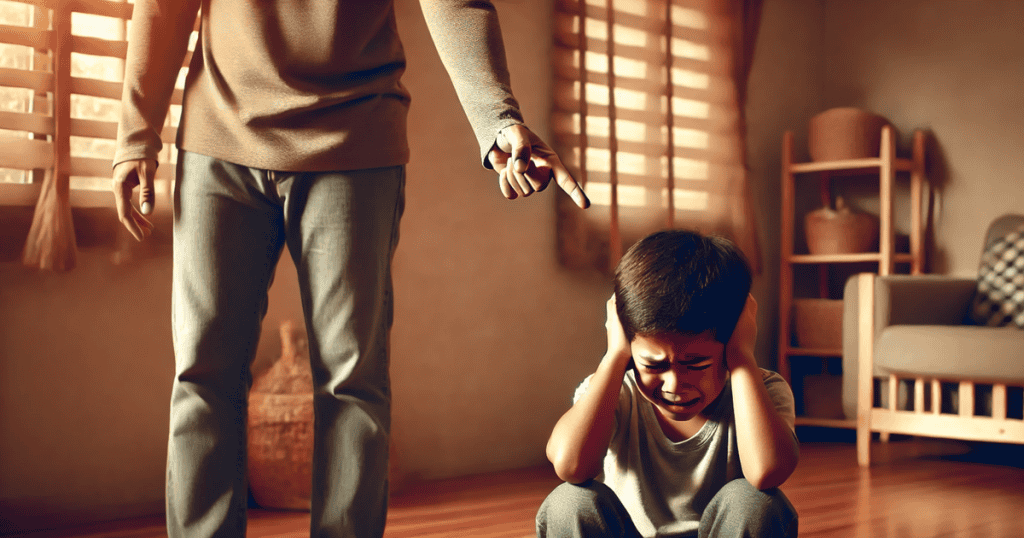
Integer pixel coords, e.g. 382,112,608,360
970,223,1024,328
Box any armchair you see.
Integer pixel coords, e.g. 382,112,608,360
842,215,1024,466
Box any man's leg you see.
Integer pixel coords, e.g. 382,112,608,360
536,481,644,538
167,151,286,537
698,479,798,538
277,166,405,538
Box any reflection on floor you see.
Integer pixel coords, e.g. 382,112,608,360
11,431,1024,538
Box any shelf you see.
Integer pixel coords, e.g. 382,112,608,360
785,347,842,357
788,253,915,264
795,416,857,429
789,157,914,175
778,127,927,432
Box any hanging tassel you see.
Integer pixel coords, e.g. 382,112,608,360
23,3,76,271
22,168,77,271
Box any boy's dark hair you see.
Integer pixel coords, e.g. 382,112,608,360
614,229,752,344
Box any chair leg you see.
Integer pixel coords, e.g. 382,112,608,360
855,273,875,467
879,432,890,443
857,421,870,467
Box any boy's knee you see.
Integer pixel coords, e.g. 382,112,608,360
537,481,607,524
536,481,633,537
700,479,798,537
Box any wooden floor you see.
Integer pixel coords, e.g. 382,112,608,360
9,434,1024,538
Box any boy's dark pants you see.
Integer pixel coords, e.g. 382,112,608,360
536,479,798,538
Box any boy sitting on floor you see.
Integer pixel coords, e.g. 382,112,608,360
538,230,799,538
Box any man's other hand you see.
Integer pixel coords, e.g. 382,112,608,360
112,158,158,241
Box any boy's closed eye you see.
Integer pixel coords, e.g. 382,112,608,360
638,358,714,372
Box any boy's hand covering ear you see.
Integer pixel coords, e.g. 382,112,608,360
726,294,759,371
488,124,590,209
605,295,632,363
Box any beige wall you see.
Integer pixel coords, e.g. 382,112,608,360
745,0,826,368
0,253,174,527
820,0,1024,276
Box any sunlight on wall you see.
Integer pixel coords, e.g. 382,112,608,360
557,0,720,213
584,182,710,211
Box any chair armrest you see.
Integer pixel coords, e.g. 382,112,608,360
840,274,976,420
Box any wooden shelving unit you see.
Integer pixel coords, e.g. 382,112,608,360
779,126,927,430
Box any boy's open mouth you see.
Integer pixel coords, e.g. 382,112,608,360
658,394,700,408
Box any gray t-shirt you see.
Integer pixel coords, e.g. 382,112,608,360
572,368,796,538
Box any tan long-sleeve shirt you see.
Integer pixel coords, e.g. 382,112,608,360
115,0,524,172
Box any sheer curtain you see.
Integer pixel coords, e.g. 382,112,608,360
552,0,763,273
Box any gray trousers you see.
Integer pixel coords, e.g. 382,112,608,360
536,479,798,538
167,151,405,538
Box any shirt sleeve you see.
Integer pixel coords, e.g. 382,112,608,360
418,0,525,168
761,369,797,434
114,0,201,167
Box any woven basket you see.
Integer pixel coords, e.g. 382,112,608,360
793,298,843,350
808,107,891,161
804,197,878,255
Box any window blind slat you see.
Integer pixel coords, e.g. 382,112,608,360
555,133,740,163
551,102,738,131
0,67,52,91
71,76,185,106
553,38,731,76
0,137,52,170
0,110,51,134
69,76,122,100
67,155,175,181
70,0,133,20
71,34,128,59
0,23,48,48
551,57,738,103
61,117,179,142
554,1,732,42
5,0,134,19
69,117,115,139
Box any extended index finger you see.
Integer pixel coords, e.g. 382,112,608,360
552,161,590,209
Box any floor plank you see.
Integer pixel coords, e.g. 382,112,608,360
7,437,1024,537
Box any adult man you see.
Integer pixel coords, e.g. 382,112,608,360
111,1,588,536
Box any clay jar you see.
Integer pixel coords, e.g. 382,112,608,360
804,197,879,255
248,320,314,511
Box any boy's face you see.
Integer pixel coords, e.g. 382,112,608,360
630,330,728,423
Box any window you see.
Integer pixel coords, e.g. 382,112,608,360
0,0,195,269
0,0,191,195
551,0,761,273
